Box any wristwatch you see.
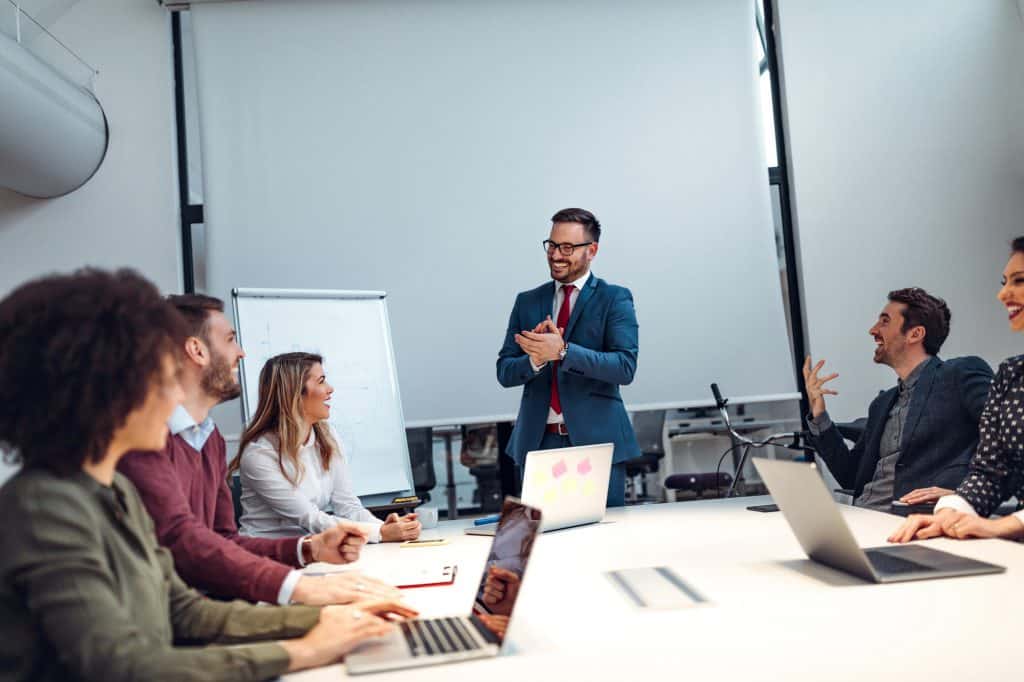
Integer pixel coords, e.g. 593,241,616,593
558,343,568,361
300,535,315,565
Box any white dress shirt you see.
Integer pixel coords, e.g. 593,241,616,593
238,424,384,543
529,270,591,425
934,493,1024,527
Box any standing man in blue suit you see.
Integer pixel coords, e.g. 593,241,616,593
497,208,640,507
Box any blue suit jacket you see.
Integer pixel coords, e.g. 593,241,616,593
808,356,993,499
497,274,640,466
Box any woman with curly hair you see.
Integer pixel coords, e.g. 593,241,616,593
0,269,414,682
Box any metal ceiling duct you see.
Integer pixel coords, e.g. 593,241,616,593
0,30,107,198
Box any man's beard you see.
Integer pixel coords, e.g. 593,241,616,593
201,347,241,404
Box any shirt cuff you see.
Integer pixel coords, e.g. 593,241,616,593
529,358,547,373
296,537,307,567
277,569,303,605
806,410,833,436
934,494,978,516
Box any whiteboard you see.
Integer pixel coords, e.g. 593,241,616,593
231,288,413,498
191,0,799,427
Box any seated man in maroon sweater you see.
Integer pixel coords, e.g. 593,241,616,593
119,294,397,606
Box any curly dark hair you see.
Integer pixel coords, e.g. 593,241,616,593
888,287,951,356
0,268,186,476
1012,237,1024,254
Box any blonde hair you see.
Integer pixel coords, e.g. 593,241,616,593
231,352,338,486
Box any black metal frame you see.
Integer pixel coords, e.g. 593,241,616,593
762,0,810,423
171,11,204,294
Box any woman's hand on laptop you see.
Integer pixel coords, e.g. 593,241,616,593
281,603,402,672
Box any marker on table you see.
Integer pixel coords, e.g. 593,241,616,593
473,514,501,526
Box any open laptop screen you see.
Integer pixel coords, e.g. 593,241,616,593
471,498,542,642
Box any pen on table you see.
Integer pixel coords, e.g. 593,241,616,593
473,514,501,526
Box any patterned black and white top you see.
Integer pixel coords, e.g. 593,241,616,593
938,354,1024,520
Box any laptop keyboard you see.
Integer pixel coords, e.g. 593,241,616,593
401,617,483,658
865,550,935,575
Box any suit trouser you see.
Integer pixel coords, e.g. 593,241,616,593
517,431,627,508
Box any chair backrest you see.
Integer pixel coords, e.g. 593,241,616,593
230,474,243,527
406,427,436,495
632,410,667,456
835,418,868,444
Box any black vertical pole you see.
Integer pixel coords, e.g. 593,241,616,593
764,0,810,438
171,11,195,294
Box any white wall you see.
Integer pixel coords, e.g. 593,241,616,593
0,0,180,482
778,0,1024,421
0,0,180,297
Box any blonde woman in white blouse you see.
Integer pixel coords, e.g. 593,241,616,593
232,352,421,543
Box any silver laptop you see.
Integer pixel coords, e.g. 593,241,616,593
346,498,542,675
753,457,1005,583
466,443,613,536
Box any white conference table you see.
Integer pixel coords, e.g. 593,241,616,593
286,496,1024,682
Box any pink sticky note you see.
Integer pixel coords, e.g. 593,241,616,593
577,458,592,476
552,459,568,478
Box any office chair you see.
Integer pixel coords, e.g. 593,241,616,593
406,427,436,504
623,410,666,503
832,419,867,501
230,474,243,526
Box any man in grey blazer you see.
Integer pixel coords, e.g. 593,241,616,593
803,288,992,511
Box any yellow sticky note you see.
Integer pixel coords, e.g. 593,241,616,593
562,477,578,496
582,479,596,497
543,487,558,505
531,469,549,489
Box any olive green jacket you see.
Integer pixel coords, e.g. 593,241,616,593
0,469,321,681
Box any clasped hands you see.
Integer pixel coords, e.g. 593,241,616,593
514,316,565,367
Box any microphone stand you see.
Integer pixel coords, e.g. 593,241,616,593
709,383,818,497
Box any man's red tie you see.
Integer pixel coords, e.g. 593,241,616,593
549,284,575,415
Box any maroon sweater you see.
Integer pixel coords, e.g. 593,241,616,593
118,428,301,604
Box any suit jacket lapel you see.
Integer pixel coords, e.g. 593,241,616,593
899,358,938,455
535,281,556,328
564,275,598,340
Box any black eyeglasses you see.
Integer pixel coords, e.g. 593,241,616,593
543,239,593,256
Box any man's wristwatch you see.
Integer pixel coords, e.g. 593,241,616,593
558,343,568,361
300,535,315,565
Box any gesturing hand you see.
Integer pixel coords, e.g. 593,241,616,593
802,356,839,419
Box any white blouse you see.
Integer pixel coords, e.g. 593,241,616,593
238,425,384,542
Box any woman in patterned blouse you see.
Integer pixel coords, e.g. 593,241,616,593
889,239,1024,543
